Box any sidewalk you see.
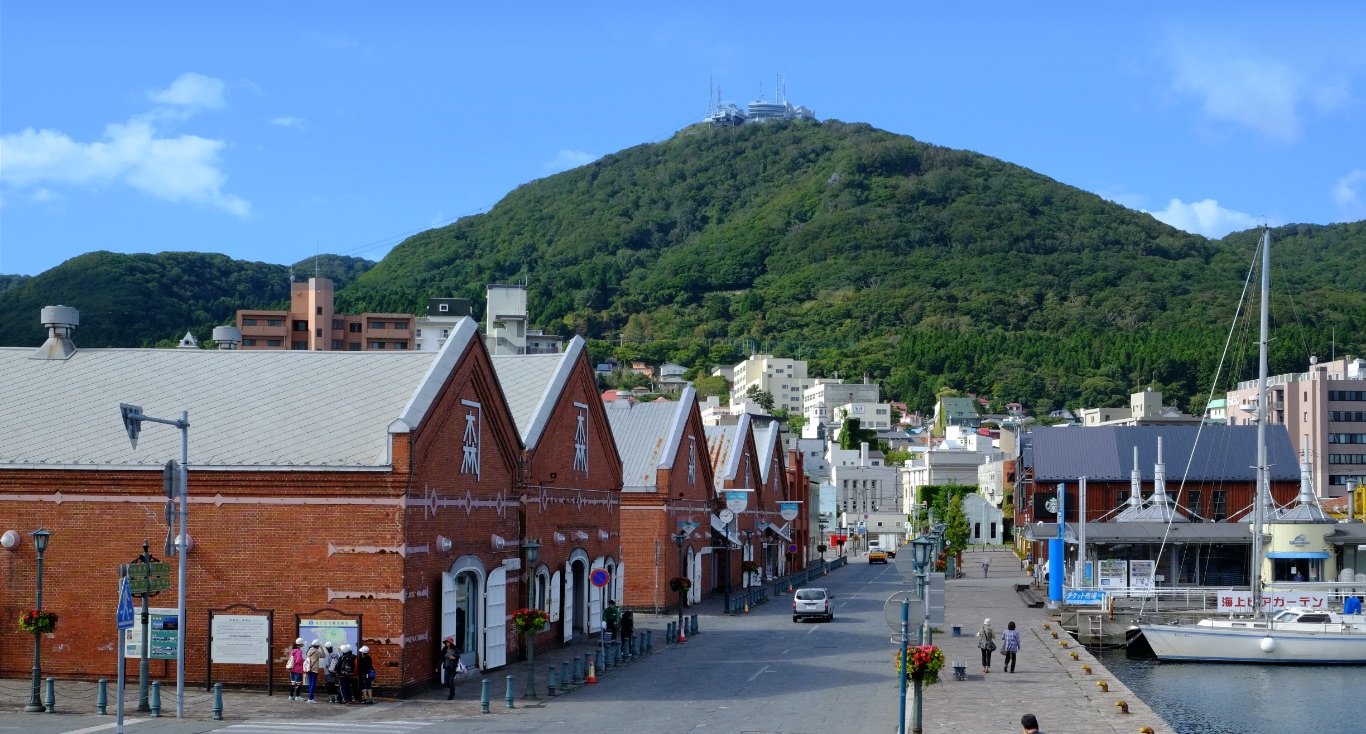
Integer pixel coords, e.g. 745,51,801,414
919,547,1175,734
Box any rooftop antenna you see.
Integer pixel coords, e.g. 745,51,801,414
758,80,763,101
708,70,713,117
315,241,320,279
776,73,780,103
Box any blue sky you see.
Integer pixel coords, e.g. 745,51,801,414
2,1,1364,277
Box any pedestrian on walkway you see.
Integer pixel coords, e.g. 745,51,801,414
337,644,358,704
322,641,340,702
439,637,463,700
286,638,305,700
357,645,375,704
976,618,996,674
1001,621,1020,672
304,640,324,702
604,600,620,640
1020,712,1045,733
982,556,991,577
620,609,635,645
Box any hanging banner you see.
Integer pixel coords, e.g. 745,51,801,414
726,490,750,515
1097,559,1128,589
778,502,800,522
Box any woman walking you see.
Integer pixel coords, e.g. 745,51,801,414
440,637,463,700
1001,621,1021,672
976,618,996,674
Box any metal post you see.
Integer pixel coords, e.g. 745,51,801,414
898,598,909,734
646,629,653,652
523,632,537,699
560,660,570,688
45,677,55,713
911,675,923,734
504,675,515,709
212,682,223,720
97,679,108,715
676,534,687,635
138,542,151,712
24,531,48,713
724,518,732,613
547,664,558,696
150,681,161,717
175,412,188,718
480,678,490,714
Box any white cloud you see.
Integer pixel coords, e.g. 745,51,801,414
1331,169,1366,219
545,149,597,172
270,116,306,131
1147,198,1259,238
148,72,226,110
1,74,249,217
1164,41,1348,143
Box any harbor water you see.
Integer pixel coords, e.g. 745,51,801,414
1098,649,1366,734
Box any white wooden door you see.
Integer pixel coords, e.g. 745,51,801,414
562,560,574,642
484,567,507,668
441,572,457,651
613,562,625,608
588,558,604,633
549,571,562,622
689,550,702,604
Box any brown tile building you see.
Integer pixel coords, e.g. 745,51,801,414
236,277,414,351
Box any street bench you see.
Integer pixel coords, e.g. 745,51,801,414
1015,583,1044,608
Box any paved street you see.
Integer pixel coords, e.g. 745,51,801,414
2,550,1175,734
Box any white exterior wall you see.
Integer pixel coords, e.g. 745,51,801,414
729,355,812,414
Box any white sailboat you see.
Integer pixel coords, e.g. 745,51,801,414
1137,228,1366,664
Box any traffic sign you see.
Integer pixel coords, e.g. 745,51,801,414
117,578,136,631
590,568,610,588
129,575,171,595
787,543,798,554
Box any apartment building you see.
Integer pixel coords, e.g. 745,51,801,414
729,354,813,413
413,297,472,351
802,379,881,438
1226,356,1366,496
236,277,414,351
1077,388,1201,426
485,283,564,356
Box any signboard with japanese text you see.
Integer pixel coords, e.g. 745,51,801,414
297,618,358,651
1064,589,1108,606
210,614,270,665
778,502,800,522
1217,592,1329,612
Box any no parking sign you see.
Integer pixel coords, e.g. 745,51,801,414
590,568,611,587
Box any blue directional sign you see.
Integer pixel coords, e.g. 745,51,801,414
116,577,135,630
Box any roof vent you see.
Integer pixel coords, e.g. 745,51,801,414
212,326,242,350
31,305,79,360
176,331,200,349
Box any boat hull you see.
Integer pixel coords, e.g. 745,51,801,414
1139,624,1366,664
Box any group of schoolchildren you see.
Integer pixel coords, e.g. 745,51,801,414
284,638,376,704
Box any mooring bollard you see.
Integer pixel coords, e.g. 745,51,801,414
150,681,161,717
572,656,582,685
561,660,572,688
45,677,56,713
480,678,490,714
213,682,224,720
646,629,653,652
622,637,631,660
505,675,515,709
691,613,699,634
548,664,558,696
96,679,108,715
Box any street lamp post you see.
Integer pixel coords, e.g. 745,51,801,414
909,536,934,734
522,538,541,699
672,532,688,633
25,527,52,713
118,404,189,718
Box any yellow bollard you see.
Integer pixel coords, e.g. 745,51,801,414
1114,701,1129,714
1050,631,1059,638
1042,623,1050,630
1059,640,1069,648
1139,727,1155,734
1069,651,1079,660
1096,681,1109,692
1080,665,1091,675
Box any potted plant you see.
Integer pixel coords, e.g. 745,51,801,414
741,560,760,574
668,576,691,593
817,544,828,555
511,608,548,635
19,609,58,634
894,644,946,684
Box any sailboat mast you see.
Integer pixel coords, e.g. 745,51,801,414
1252,227,1270,613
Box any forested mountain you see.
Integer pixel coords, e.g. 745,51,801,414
3,120,1362,415
337,120,1366,414
0,252,373,348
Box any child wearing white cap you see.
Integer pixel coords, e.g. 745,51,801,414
303,640,324,702
286,638,305,700
357,645,375,704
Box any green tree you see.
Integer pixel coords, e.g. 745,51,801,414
745,385,775,412
944,494,970,557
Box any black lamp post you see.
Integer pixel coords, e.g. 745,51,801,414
909,535,935,734
522,538,541,699
26,527,52,713
672,532,688,632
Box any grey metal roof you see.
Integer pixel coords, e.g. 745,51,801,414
0,342,459,469
705,413,751,492
1032,425,1299,482
605,390,691,490
490,338,584,449
756,421,781,484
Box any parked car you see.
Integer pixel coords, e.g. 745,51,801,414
793,587,835,622
868,549,888,564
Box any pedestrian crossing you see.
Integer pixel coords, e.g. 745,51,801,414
213,721,434,734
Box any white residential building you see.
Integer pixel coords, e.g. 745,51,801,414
414,298,472,352
900,433,1002,513
1077,388,1200,427
729,354,814,414
484,284,563,356
802,380,881,438
830,443,899,521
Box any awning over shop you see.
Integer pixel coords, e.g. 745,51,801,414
762,522,793,542
710,514,740,546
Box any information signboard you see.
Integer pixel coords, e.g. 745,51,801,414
297,618,358,651
124,607,180,659
211,614,270,665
